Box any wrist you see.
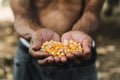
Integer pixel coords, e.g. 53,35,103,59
72,24,90,34
72,13,98,34
29,27,45,41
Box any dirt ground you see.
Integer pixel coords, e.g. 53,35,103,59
94,19,120,80
0,1,120,80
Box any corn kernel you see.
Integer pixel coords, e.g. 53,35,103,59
40,40,82,57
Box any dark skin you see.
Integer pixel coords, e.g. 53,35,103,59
10,0,105,65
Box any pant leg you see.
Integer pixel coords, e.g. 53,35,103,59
44,63,97,80
13,40,97,80
13,44,33,80
13,40,50,80
70,64,97,80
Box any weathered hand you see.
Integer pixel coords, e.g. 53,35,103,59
61,31,92,64
29,29,61,65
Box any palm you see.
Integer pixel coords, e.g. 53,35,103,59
61,31,92,63
29,29,61,65
31,29,60,50
61,31,90,43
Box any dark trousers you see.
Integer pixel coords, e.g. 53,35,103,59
13,40,97,80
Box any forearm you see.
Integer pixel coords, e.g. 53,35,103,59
72,0,105,33
72,12,98,33
10,0,41,40
14,16,41,40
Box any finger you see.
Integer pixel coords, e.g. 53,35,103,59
66,53,81,64
54,56,60,63
37,58,48,65
30,36,42,50
40,30,60,42
66,53,75,63
47,56,54,63
82,39,92,55
37,56,54,65
73,51,83,57
66,53,74,59
30,50,50,58
61,56,67,63
82,54,91,61
73,51,91,61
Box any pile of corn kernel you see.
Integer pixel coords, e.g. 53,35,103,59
40,40,82,57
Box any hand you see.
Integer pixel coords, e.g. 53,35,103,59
61,31,92,64
29,29,61,65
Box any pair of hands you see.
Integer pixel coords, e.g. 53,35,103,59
29,29,92,65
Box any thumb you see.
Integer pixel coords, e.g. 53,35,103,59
30,34,42,51
82,39,92,55
51,33,60,42
61,32,72,42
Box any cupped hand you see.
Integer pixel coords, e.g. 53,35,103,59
29,29,61,65
61,31,92,64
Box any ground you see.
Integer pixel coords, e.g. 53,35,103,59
0,1,120,80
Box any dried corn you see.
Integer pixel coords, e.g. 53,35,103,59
40,40,82,57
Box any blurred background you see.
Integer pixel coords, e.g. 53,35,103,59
0,0,120,80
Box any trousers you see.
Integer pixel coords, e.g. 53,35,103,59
13,40,97,80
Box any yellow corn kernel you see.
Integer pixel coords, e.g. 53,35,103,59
40,40,82,57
